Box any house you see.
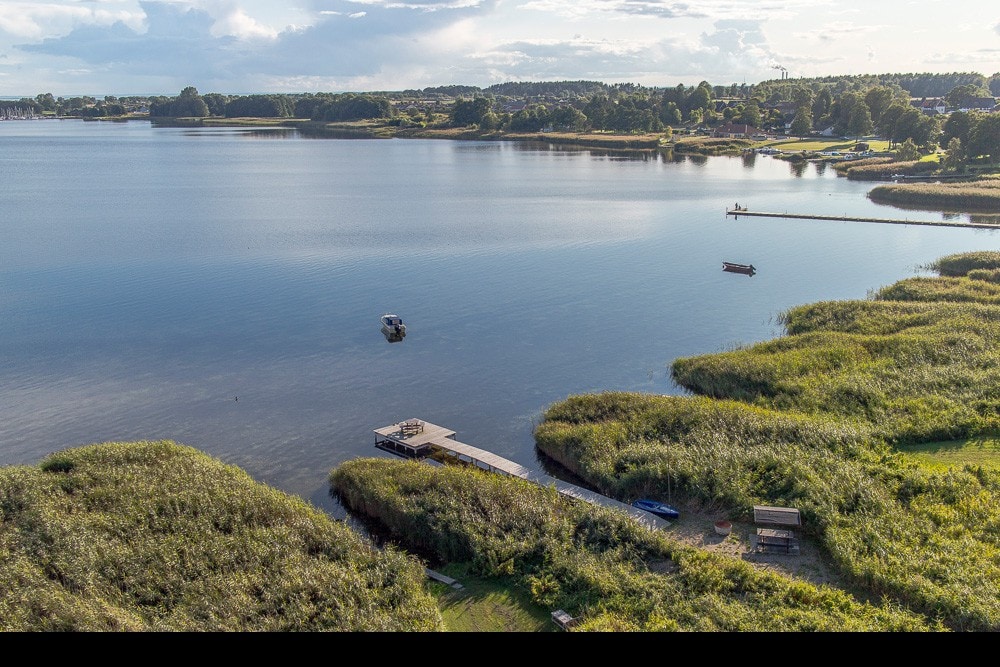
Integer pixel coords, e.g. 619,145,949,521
959,97,997,112
768,101,798,118
713,123,757,138
912,97,947,115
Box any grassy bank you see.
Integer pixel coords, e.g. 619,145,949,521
0,441,442,631
330,457,935,631
534,251,1000,631
671,136,753,155
867,177,1000,211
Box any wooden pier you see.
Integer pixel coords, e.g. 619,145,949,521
726,209,1000,230
374,419,671,531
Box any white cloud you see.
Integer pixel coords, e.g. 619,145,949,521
0,0,998,96
0,2,144,40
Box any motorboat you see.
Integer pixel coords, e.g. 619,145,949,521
380,313,406,339
631,498,680,520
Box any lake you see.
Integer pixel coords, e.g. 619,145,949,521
2,119,997,518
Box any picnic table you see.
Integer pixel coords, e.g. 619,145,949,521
399,419,424,436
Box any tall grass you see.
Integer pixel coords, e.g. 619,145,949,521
331,457,937,631
844,159,927,180
533,251,1000,630
868,180,1000,210
0,440,442,631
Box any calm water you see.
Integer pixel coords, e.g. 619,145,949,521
2,119,998,518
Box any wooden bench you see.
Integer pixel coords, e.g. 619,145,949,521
754,505,800,527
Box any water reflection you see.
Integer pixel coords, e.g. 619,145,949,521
741,152,757,168
869,198,1000,224
382,331,405,344
789,161,809,177
509,140,663,162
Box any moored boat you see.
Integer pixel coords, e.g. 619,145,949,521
631,498,680,520
723,261,756,276
380,313,406,338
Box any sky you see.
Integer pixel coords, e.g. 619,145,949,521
0,0,998,97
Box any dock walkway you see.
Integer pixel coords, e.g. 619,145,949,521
726,209,1000,230
374,419,670,531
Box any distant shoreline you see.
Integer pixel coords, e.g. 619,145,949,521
62,115,1000,214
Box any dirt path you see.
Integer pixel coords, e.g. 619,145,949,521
662,500,850,590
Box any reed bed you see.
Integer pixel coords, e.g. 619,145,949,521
931,251,1000,277
831,156,894,173
331,457,936,631
868,179,1000,210
844,160,927,180
0,441,442,631
533,251,1000,631
672,137,753,154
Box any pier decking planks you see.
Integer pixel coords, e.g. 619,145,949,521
373,419,670,530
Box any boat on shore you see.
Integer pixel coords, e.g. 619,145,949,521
723,261,756,276
380,313,406,339
631,498,680,520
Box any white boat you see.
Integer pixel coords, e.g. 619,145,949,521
380,313,406,338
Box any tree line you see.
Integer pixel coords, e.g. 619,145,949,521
10,70,1000,160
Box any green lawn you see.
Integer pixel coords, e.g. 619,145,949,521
765,137,890,152
902,436,1000,470
429,563,558,632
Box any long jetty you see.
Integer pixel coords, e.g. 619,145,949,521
726,209,1000,230
373,419,672,531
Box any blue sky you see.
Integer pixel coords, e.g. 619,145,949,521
0,0,998,97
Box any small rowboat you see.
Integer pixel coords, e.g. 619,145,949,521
631,498,680,520
723,261,756,276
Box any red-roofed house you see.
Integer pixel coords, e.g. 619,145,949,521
713,123,757,138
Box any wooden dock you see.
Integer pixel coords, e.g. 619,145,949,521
725,209,1000,230
374,419,671,531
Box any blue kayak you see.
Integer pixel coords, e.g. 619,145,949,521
631,498,680,520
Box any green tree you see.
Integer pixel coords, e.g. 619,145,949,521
175,87,209,117
847,102,874,138
225,94,293,118
34,93,56,111
966,113,1000,159
658,101,682,126
549,105,587,131
896,137,920,161
741,102,762,128
811,88,833,126
451,97,493,127
790,106,812,136
685,83,712,116
940,110,974,145
942,137,965,171
202,93,229,117
945,83,991,109
313,93,391,122
863,86,898,126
